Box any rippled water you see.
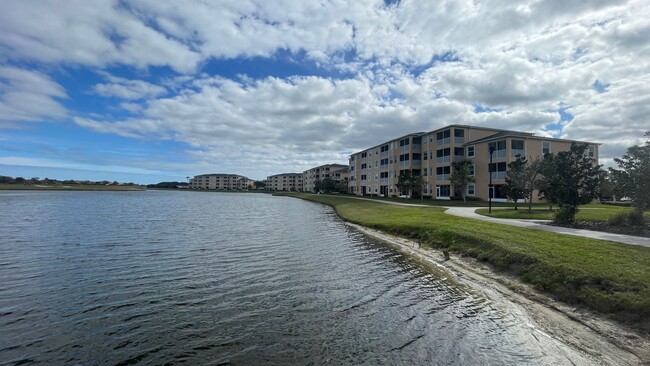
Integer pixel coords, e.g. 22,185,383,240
0,190,591,365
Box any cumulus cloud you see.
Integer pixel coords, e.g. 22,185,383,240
1,0,649,176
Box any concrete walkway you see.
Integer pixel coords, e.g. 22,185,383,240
335,196,650,247
444,207,650,248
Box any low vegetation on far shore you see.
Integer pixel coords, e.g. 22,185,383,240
279,193,650,332
0,183,144,191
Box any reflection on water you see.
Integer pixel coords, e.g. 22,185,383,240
0,190,590,365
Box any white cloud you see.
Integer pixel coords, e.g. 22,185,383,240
93,74,166,100
0,66,68,127
1,0,649,175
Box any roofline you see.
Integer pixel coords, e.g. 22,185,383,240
267,172,303,177
304,163,348,171
349,132,426,156
464,133,601,146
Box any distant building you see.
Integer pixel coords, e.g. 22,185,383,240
189,173,254,190
348,125,600,201
266,173,303,191
303,163,348,193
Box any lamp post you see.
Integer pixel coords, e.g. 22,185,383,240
488,145,495,213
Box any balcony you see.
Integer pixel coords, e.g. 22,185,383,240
400,145,410,152
380,151,389,157
436,137,450,145
453,155,464,162
454,137,464,144
436,174,450,181
399,161,410,167
493,149,506,158
380,178,389,184
380,165,388,171
490,171,506,179
411,160,421,167
436,156,451,164
511,149,525,157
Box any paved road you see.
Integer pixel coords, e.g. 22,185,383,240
445,207,650,248
334,196,650,247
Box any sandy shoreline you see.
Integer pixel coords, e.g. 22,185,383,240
346,222,650,365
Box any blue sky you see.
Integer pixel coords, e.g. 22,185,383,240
1,0,648,183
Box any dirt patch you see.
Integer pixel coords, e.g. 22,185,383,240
347,222,650,365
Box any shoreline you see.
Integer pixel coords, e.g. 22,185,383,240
346,222,649,365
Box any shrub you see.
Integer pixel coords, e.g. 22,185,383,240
554,206,578,223
608,210,647,226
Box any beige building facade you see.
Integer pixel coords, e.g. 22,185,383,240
266,173,303,191
303,164,348,192
349,125,599,202
190,173,254,190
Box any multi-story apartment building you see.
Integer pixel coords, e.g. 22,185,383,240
266,173,303,191
303,163,348,192
348,132,425,196
349,125,599,201
189,173,254,190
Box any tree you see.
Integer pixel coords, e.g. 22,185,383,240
450,159,474,204
336,178,349,194
503,155,528,210
254,180,266,189
396,171,424,198
610,131,650,213
538,143,602,223
315,178,337,193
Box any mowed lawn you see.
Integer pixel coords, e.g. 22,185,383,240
476,204,650,222
280,193,650,331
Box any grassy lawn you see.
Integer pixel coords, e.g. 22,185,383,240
279,192,650,331
476,204,650,222
0,183,144,191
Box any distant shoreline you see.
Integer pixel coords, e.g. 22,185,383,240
0,183,144,191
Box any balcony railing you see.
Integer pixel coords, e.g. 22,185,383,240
453,155,464,162
511,149,525,157
400,161,409,167
436,137,450,145
411,160,421,167
492,171,506,179
454,137,464,144
436,174,450,181
493,150,506,158
380,178,389,184
436,156,451,164
400,145,410,152
380,165,388,171
380,151,389,157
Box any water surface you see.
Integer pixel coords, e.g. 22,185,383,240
0,190,590,364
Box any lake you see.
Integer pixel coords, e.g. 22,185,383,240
0,190,590,365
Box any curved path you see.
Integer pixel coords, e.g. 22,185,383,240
333,196,650,247
444,207,650,248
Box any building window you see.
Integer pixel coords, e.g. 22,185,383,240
488,140,507,158
511,139,525,157
467,146,475,157
542,141,551,155
467,183,475,196
437,185,450,197
587,145,595,158
436,130,451,145
454,129,465,143
469,164,475,176
489,162,507,179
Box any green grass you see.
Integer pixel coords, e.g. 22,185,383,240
0,183,144,191
279,192,650,331
476,204,650,222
